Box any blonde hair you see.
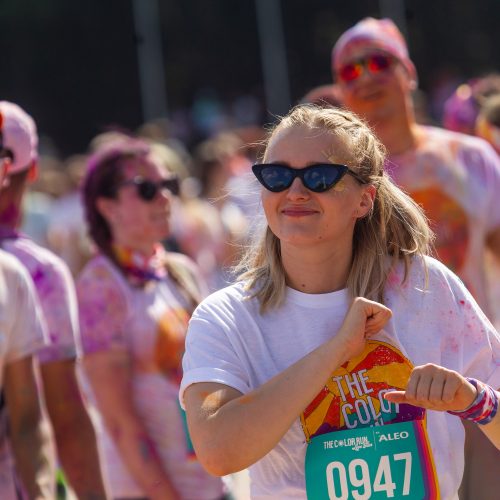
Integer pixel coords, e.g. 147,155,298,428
236,104,433,310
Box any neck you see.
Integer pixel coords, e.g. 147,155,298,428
0,203,22,230
281,242,352,294
373,112,420,157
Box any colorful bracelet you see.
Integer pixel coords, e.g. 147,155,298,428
448,378,499,425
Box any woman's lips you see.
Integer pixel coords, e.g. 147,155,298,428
281,208,318,217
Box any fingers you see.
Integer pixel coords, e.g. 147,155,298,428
383,364,476,412
350,297,392,334
383,390,406,403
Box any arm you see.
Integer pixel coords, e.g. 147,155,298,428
41,358,109,499
184,297,392,476
4,355,56,500
384,364,500,449
83,349,178,500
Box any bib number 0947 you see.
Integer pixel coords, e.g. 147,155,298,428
326,453,412,499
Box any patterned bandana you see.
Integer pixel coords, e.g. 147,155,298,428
112,243,167,286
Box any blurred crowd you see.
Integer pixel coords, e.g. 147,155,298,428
0,15,499,500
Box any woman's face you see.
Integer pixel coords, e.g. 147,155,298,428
99,156,174,253
261,124,373,250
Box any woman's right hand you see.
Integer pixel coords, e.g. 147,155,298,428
335,297,393,361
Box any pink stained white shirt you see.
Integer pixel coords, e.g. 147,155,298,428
77,253,223,499
386,126,500,323
0,235,80,363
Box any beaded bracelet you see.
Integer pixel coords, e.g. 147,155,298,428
448,378,499,425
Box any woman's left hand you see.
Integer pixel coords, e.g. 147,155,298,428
383,364,477,412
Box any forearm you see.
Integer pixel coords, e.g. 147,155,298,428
189,335,351,475
11,418,56,499
53,411,108,499
104,416,178,500
41,359,109,499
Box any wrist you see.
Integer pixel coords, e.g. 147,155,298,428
448,378,499,425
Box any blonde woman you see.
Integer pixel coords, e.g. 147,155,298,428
181,105,500,499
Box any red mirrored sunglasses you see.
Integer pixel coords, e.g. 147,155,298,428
338,54,394,83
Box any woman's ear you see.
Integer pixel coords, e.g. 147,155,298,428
96,197,117,224
356,185,376,219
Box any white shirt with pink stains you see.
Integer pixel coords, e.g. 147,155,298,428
1,236,80,363
387,126,500,324
77,253,223,499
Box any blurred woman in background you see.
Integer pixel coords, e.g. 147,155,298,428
77,137,224,500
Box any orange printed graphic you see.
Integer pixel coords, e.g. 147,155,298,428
410,187,468,273
154,308,190,383
301,341,423,442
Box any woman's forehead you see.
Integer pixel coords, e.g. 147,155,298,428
266,124,354,165
120,155,165,175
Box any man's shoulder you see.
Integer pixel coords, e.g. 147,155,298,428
420,125,495,155
3,237,71,278
0,248,29,280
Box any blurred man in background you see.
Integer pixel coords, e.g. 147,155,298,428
331,17,500,499
0,101,108,499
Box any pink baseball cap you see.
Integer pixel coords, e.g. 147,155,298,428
332,17,417,81
0,101,38,174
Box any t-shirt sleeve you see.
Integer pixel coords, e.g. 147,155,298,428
36,257,81,364
5,262,48,363
76,261,128,355
180,296,251,408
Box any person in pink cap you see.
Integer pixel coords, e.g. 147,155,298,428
332,17,500,500
0,101,108,499
0,138,56,499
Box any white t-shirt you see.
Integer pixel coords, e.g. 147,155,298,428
181,256,500,500
0,250,47,499
78,254,223,499
1,236,80,363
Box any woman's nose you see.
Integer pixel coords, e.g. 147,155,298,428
286,177,310,199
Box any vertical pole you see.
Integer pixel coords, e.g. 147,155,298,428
132,0,168,122
255,0,291,117
379,0,408,40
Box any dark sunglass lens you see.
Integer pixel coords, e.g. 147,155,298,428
261,166,293,191
138,181,157,201
339,63,361,82
304,166,342,192
368,54,391,72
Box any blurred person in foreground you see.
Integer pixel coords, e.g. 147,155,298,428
0,101,108,499
0,132,55,498
331,18,500,498
181,104,500,499
77,137,224,499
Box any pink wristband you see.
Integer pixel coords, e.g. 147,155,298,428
448,378,498,425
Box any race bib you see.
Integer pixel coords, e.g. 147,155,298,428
301,341,439,498
305,420,439,499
